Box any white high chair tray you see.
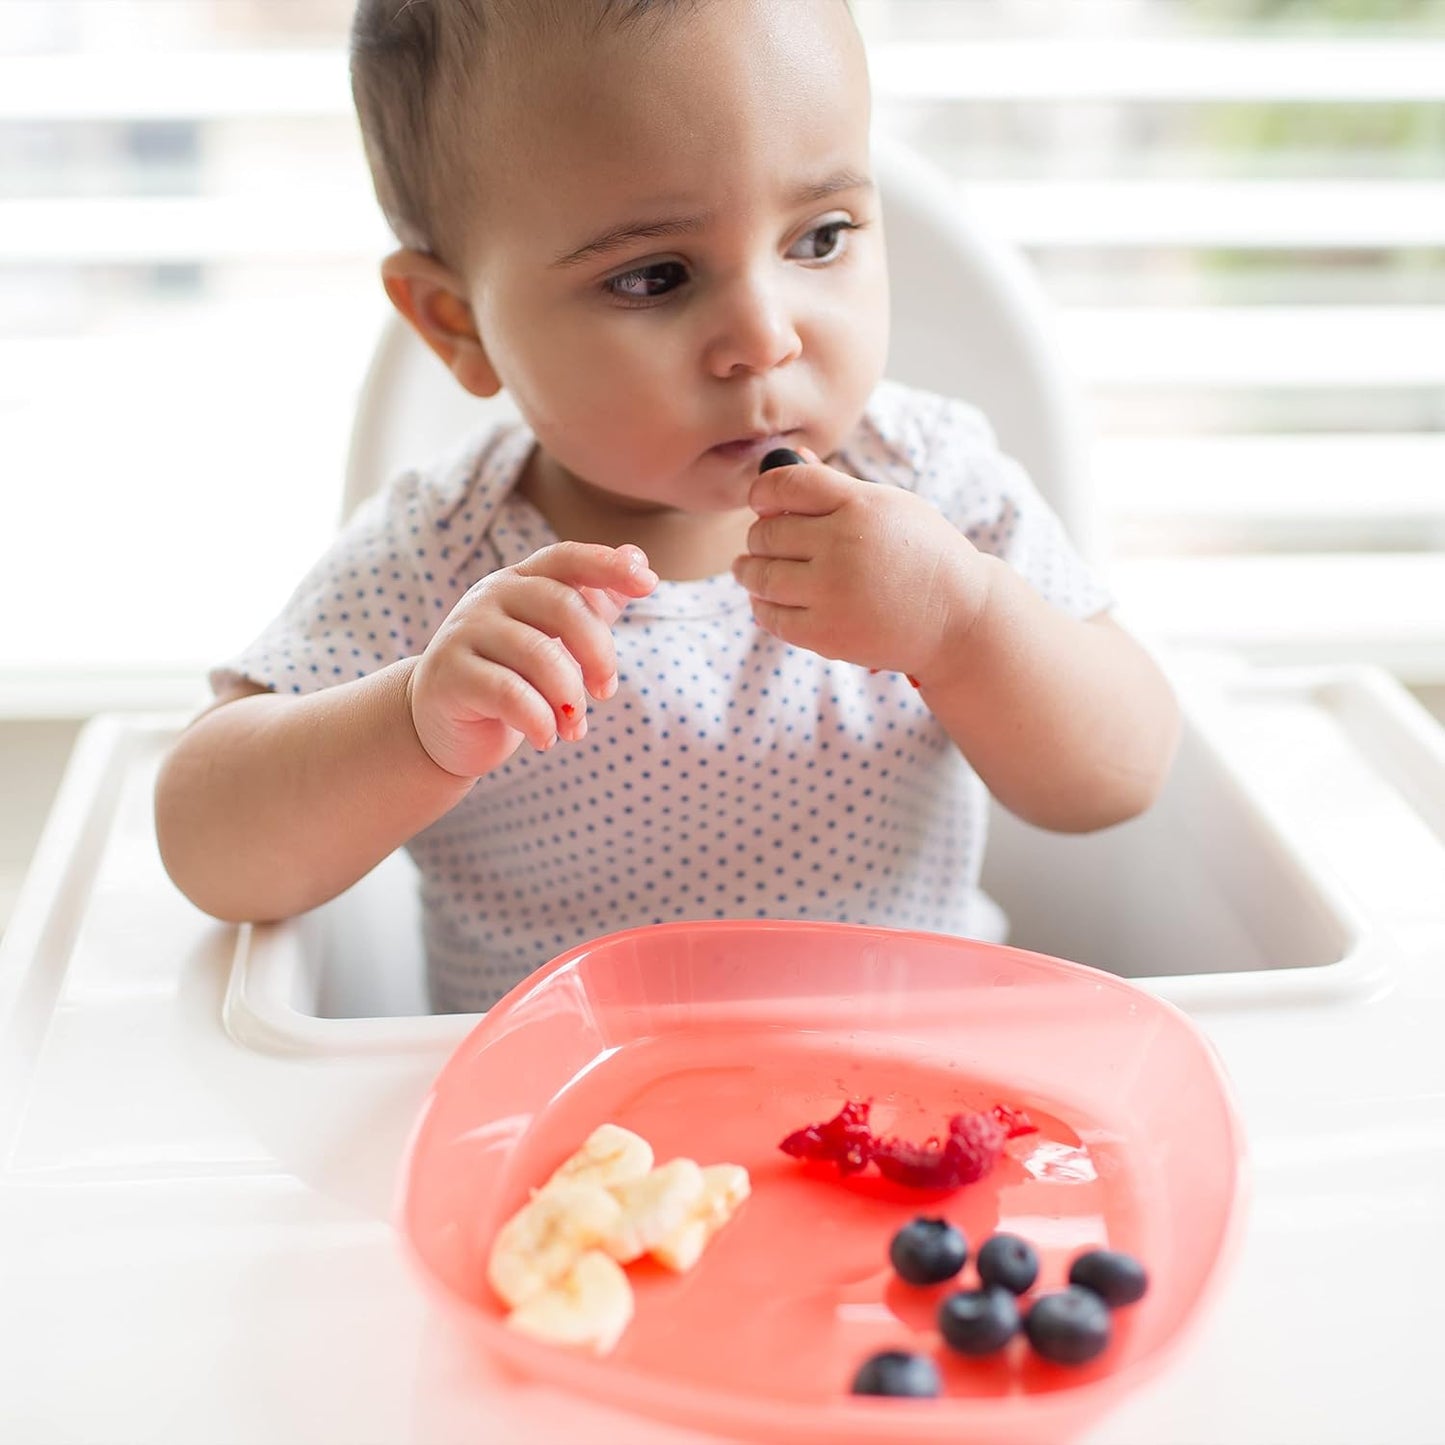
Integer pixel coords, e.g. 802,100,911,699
3,663,1445,1444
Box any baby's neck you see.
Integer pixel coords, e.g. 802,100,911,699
518,450,752,583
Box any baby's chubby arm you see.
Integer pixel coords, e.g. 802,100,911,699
731,456,1180,833
155,542,657,923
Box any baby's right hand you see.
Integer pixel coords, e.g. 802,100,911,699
409,542,657,779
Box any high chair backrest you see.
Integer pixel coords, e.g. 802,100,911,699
342,136,1095,558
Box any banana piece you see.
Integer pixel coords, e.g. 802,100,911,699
602,1157,707,1264
541,1123,654,1194
486,1182,623,1309
488,1128,749,1357
650,1162,752,1273
505,1249,635,1355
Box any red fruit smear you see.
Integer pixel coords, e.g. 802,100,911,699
875,1112,1004,1188
779,1099,875,1176
992,1103,1039,1140
779,1099,1036,1191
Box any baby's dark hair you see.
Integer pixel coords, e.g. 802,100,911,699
350,0,700,267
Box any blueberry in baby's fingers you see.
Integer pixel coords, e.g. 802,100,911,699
758,447,805,473
850,1349,942,1397
889,1217,968,1286
976,1233,1040,1295
1024,1287,1112,1365
938,1286,1020,1356
1068,1249,1149,1307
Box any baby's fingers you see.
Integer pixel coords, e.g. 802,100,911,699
455,651,574,754
730,553,812,608
493,580,633,708
464,615,588,745
517,542,657,623
748,454,853,519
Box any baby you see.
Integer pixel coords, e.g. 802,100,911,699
155,0,1180,1012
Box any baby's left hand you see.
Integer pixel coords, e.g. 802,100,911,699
731,453,993,682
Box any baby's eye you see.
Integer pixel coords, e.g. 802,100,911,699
788,219,860,263
605,260,689,302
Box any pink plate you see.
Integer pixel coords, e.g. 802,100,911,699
398,920,1248,1444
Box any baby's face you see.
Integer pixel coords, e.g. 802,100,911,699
460,0,887,517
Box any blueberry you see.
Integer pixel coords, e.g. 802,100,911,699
849,1349,942,1397
1068,1249,1148,1307
938,1286,1020,1356
888,1217,968,1286
976,1233,1040,1294
1024,1287,1112,1365
758,447,805,473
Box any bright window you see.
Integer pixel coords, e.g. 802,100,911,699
3,0,1444,712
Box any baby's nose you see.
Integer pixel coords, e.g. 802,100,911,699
705,278,802,378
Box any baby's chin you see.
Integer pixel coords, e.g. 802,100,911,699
559,468,750,519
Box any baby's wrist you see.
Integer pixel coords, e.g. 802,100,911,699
909,552,1005,691
400,657,478,786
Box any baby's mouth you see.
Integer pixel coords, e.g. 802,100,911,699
707,432,800,463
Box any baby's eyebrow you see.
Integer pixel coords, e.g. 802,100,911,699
549,169,873,270
791,168,873,208
551,213,710,270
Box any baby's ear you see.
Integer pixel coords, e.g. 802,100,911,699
379,249,502,398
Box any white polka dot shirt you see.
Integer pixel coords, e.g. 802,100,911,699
213,380,1110,1011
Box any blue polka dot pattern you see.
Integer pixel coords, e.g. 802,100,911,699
211,380,1111,1012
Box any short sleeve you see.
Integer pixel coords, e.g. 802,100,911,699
846,382,1112,622
209,423,527,698
923,395,1110,620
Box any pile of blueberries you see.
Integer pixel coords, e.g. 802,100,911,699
851,1218,1148,1399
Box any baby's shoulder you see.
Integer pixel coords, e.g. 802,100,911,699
377,419,533,531
845,380,997,493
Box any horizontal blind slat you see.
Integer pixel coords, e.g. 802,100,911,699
959,181,1445,249
1059,307,1445,388
0,196,390,263
1113,552,1445,681
870,38,1445,101
6,182,1444,261
3,38,1444,122
1096,434,1445,522
0,50,349,121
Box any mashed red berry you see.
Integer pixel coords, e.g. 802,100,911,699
779,1099,876,1176
780,1100,1036,1190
